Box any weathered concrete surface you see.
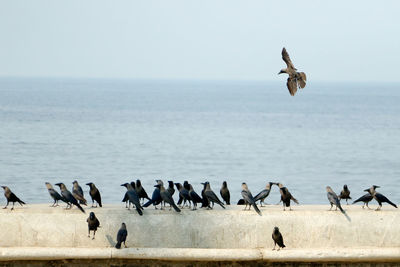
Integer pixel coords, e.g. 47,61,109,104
0,204,399,264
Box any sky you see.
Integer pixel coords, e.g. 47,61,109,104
0,1,399,82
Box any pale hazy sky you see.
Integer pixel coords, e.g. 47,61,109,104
0,1,399,82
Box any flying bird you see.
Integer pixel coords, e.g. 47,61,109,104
278,47,307,96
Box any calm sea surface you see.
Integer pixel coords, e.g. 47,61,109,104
0,78,399,205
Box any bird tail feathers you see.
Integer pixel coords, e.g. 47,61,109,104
252,203,262,216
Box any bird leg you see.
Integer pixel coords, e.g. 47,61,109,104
272,243,276,250
366,203,372,210
329,204,333,211
243,204,247,211
88,229,90,238
3,201,9,209
124,242,127,248
376,205,381,211
11,202,15,210
92,230,96,240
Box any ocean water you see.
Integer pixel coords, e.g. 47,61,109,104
0,78,399,205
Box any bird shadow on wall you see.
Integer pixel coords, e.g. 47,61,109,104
106,235,116,247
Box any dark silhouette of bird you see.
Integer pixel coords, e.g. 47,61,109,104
241,183,262,216
200,182,210,208
220,181,230,205
2,186,25,210
72,180,87,206
254,182,274,207
121,181,135,208
87,212,100,239
45,182,66,207
272,227,285,250
121,183,143,216
276,183,298,211
237,199,245,205
155,183,181,212
339,184,352,204
364,185,397,210
136,179,150,204
115,222,128,249
86,182,102,208
175,182,191,208
55,183,85,213
189,184,203,210
143,180,163,209
202,182,225,209
352,193,373,209
278,47,307,96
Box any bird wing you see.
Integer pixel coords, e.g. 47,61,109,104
298,72,306,88
327,192,339,205
287,77,298,96
190,191,202,202
241,190,255,205
282,48,296,70
254,189,267,201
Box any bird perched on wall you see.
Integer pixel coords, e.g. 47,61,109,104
220,181,230,205
326,186,351,221
175,182,191,208
241,183,262,216
272,227,285,250
121,183,143,216
115,222,128,249
352,193,373,209
1,186,25,210
86,182,102,208
87,212,100,239
278,47,307,96
188,184,203,210
122,181,136,209
45,182,66,207
136,179,150,204
155,183,181,212
167,180,175,196
143,180,163,209
339,184,351,204
200,182,210,208
364,185,397,210
202,182,225,210
55,183,85,213
72,180,87,206
254,182,274,207
276,183,299,211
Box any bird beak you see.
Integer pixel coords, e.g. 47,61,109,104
363,189,369,192
55,183,61,186
85,183,90,186
120,184,126,187
200,183,205,185
278,71,283,75
1,186,5,189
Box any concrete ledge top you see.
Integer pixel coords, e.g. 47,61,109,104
1,247,400,262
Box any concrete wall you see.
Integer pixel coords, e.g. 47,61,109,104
0,204,398,249
0,204,399,265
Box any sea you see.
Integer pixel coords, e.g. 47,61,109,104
0,77,399,205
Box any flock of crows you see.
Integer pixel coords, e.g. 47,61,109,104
1,179,398,250
1,48,398,250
